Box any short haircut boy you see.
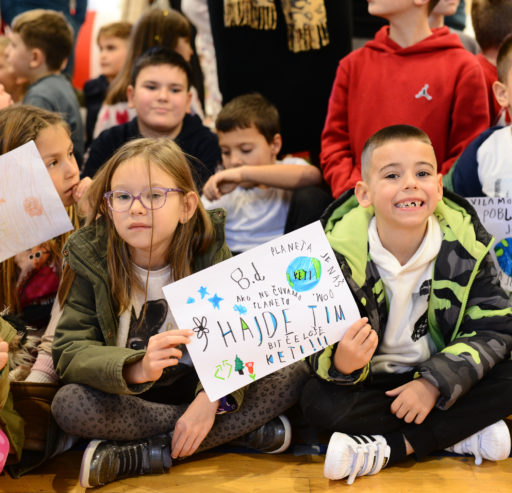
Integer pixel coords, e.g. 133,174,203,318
360,124,433,180
215,93,280,144
472,0,512,53
497,33,512,83
97,21,132,45
130,46,192,89
11,9,73,71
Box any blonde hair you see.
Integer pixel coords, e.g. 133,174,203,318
12,9,74,71
0,105,80,312
68,138,214,314
105,7,190,105
97,21,132,45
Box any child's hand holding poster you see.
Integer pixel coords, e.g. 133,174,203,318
163,221,360,402
0,141,73,262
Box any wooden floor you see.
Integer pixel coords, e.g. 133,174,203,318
2,450,512,493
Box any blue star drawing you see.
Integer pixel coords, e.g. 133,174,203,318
186,297,195,304
233,304,247,315
208,293,224,309
198,286,209,299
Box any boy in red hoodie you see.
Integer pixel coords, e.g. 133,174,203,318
321,0,489,198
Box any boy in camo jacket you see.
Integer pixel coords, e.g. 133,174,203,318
301,124,512,484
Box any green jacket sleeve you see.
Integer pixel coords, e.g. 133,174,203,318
0,318,25,460
52,273,152,395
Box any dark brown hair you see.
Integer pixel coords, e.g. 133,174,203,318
215,93,280,144
361,124,433,180
472,0,512,52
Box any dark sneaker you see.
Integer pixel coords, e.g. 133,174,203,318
230,415,292,454
79,434,172,488
324,433,390,484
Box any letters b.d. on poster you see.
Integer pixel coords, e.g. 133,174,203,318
163,221,360,402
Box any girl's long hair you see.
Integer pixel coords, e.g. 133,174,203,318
70,138,214,315
105,7,190,105
0,105,80,312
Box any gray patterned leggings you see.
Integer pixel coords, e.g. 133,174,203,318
51,361,309,452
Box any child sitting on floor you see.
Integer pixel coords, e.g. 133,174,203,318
202,93,321,253
302,124,512,484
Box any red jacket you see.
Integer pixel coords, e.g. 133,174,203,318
321,26,489,198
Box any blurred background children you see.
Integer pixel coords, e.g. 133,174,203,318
83,21,132,149
5,9,84,166
93,6,202,139
472,0,512,126
0,36,26,103
444,34,512,197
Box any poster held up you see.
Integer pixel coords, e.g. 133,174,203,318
163,221,360,402
0,141,73,262
468,196,512,293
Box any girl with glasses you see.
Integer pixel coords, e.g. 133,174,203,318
51,137,309,488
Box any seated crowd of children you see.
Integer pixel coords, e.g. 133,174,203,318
2,0,512,488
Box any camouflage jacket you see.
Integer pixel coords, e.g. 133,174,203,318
309,189,512,409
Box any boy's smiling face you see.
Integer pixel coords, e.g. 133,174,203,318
127,63,191,139
355,138,443,238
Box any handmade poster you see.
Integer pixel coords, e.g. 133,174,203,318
0,141,73,262
163,221,360,402
469,196,512,293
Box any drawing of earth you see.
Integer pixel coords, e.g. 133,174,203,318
286,256,321,292
495,238,512,277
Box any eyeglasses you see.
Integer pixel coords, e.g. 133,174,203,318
104,187,183,212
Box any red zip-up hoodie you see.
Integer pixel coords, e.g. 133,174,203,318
321,26,489,198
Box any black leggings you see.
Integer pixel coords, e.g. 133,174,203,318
51,361,309,453
301,360,512,459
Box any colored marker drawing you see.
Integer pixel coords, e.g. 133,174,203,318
0,141,73,262
286,256,322,292
495,238,512,277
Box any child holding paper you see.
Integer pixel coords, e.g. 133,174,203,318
0,105,91,477
50,138,309,488
0,105,91,383
301,124,512,484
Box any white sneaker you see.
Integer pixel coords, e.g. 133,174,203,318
324,432,390,484
445,420,511,465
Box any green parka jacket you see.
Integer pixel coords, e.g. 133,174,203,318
309,189,512,410
52,209,236,400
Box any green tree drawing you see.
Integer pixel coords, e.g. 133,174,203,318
235,355,245,375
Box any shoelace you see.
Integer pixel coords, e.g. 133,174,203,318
462,433,483,466
346,436,388,485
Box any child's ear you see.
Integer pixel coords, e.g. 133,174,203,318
493,80,510,109
126,85,135,108
436,173,443,201
270,133,282,159
355,180,372,208
29,48,44,69
180,191,199,224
